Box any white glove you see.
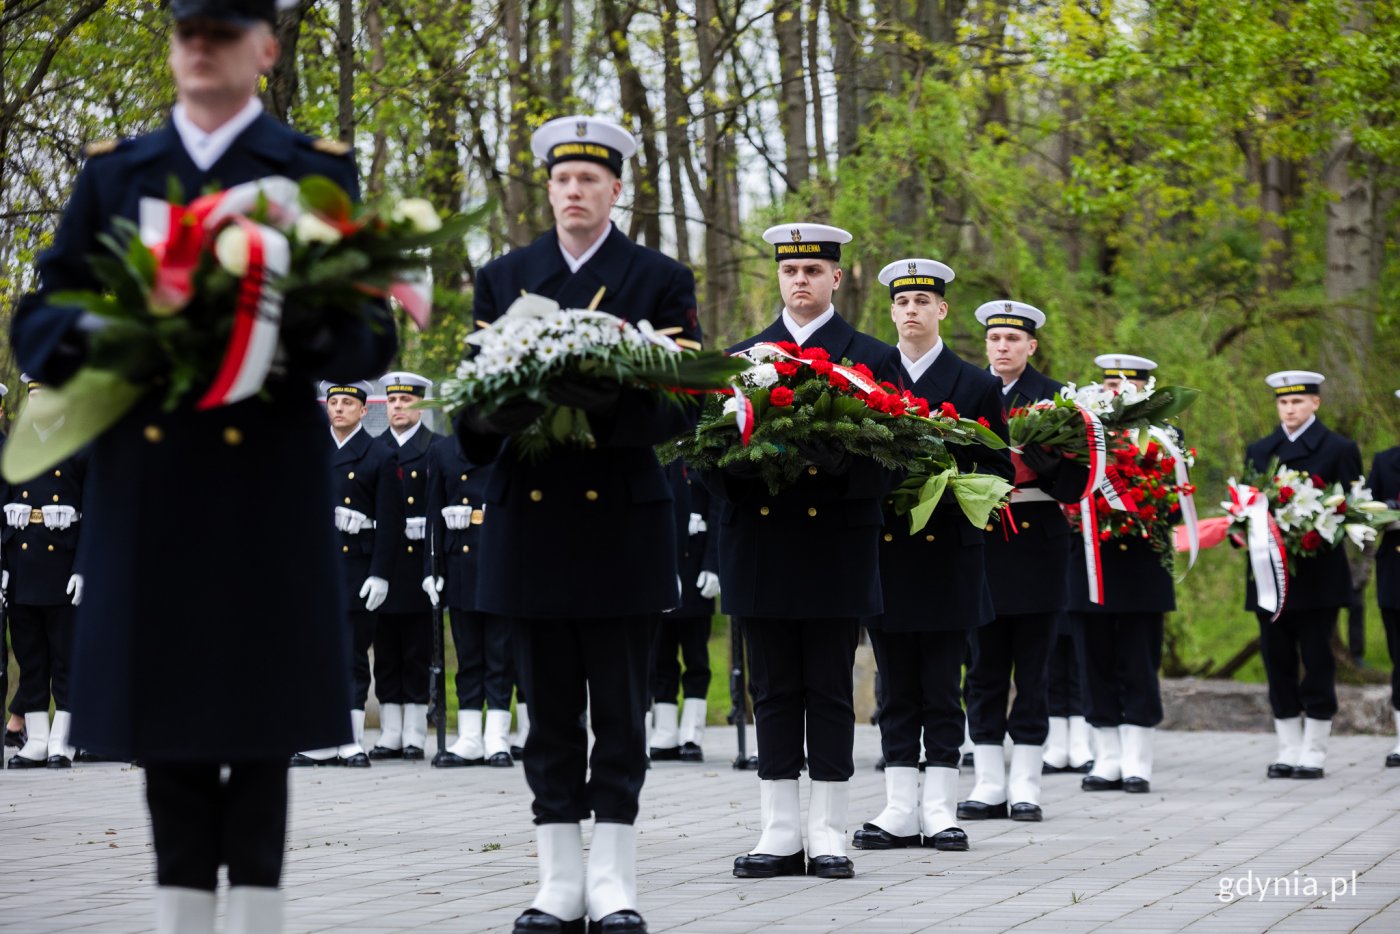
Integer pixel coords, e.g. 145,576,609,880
688,512,707,536
421,575,444,607
42,505,77,530
441,505,471,530
359,576,389,612
335,506,369,534
1,569,8,607
697,570,721,599
405,516,427,540
4,503,31,529
67,574,84,606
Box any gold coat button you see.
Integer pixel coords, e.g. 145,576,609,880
52,495,60,503
407,545,415,554
462,545,470,553
223,427,243,446
20,543,27,550
807,507,817,517
20,491,27,499
407,496,415,505
342,545,350,553
348,471,356,480
759,506,770,516
926,534,936,542
144,425,163,443
461,473,468,481
985,523,994,532
1120,543,1129,551
344,497,352,505
585,490,599,501
462,497,470,504
883,533,893,542
411,470,418,479
54,470,61,477
1021,521,1030,529
530,490,544,502
47,545,54,552
807,466,818,476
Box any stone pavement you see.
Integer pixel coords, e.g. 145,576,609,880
2,726,1399,933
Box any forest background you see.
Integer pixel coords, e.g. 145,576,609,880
4,0,1400,684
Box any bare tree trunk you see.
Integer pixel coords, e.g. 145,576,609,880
661,0,692,266
266,3,306,120
549,0,574,105
831,0,861,161
365,0,389,196
503,1,534,246
806,0,827,179
336,0,355,143
696,0,741,345
774,0,810,192
1320,131,1375,415
601,0,662,248
1259,153,1298,292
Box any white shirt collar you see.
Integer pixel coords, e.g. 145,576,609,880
559,225,612,274
992,367,1021,396
782,306,836,346
172,97,264,172
332,423,363,450
1283,414,1317,443
900,339,943,383
390,420,423,446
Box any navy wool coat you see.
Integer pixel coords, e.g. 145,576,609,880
871,345,1013,633
10,113,398,761
1244,419,1363,612
377,426,441,614
331,427,404,607
457,225,700,619
709,313,902,619
1369,445,1400,611
423,435,492,612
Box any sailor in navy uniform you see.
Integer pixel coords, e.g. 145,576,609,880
8,2,397,929
959,301,1089,824
1248,371,1363,779
2,376,87,770
711,223,901,882
1369,391,1400,768
423,435,517,768
1068,355,1180,794
292,382,402,767
456,114,700,934
853,260,1013,854
649,460,719,762
369,372,441,761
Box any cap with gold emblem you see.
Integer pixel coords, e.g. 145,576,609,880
877,258,955,297
531,115,637,176
974,300,1045,334
1266,370,1324,397
380,372,433,398
168,0,296,26
1094,353,1157,381
320,381,373,404
762,223,852,263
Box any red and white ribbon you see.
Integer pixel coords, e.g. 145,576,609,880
744,342,882,394
1080,495,1105,605
732,382,755,445
1227,480,1289,620
196,217,289,410
1150,426,1199,572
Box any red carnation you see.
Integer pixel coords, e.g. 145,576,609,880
1336,501,1348,514
799,346,830,362
1138,504,1157,521
853,363,875,381
880,381,898,392
774,341,801,354
827,370,851,390
769,386,794,407
911,397,931,417
1278,486,1295,505
774,360,800,377
1312,474,1325,487
1301,530,1323,551
811,359,834,376
940,401,959,419
977,416,991,428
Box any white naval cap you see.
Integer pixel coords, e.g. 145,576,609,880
762,223,852,263
1095,354,1157,380
0,382,7,398
974,300,1046,334
381,371,433,397
531,115,637,175
1266,370,1325,397
19,373,40,392
877,258,955,297
320,380,374,403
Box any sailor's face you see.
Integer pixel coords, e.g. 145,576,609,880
386,392,423,430
327,394,366,430
778,259,840,317
1276,393,1320,431
169,18,277,106
548,162,621,237
985,328,1035,377
890,291,945,342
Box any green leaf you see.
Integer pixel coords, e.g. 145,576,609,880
907,469,950,533
299,175,353,223
951,474,1016,530
2,371,146,483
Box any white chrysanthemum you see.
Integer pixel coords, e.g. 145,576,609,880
741,344,784,363
740,364,779,389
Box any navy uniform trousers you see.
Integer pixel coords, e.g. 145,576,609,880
1045,614,1085,719
1370,446,1400,711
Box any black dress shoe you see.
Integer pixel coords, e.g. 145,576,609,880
512,745,525,761
434,751,484,767
1123,777,1150,793
290,753,341,767
1292,766,1324,779
1267,763,1295,778
487,751,514,767
649,745,681,761
961,751,974,767
1009,803,1042,822
733,850,805,878
1070,760,1094,774
924,828,969,851
588,910,647,932
47,755,72,769
745,755,759,770
513,908,585,933
75,750,121,763
401,745,425,761
342,752,372,768
807,855,855,879
7,754,46,769
679,743,704,762
368,746,404,760
1387,752,1400,768
1081,775,1123,791
4,728,24,749
851,823,921,849
875,756,886,772
956,799,1008,820
1042,761,1070,774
